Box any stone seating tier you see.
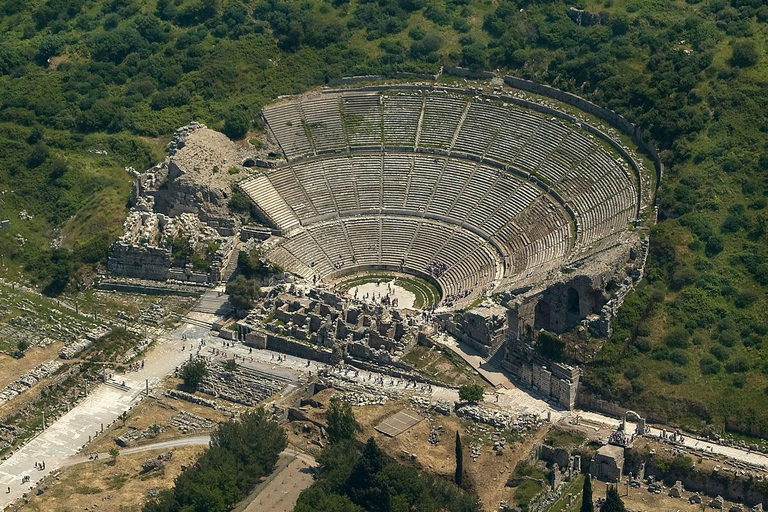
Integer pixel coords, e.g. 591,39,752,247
256,89,642,302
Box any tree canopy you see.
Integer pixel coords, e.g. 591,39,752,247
226,275,261,310
294,437,480,512
326,396,362,444
180,358,208,389
600,486,627,512
458,384,484,403
143,408,286,512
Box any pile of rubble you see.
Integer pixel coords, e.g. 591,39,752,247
85,325,112,341
115,428,144,447
166,389,217,409
197,361,284,406
166,121,205,156
0,360,63,406
428,424,443,445
337,390,389,406
510,413,544,434
470,443,482,461
0,424,22,452
455,403,512,429
169,411,215,433
140,303,168,324
322,375,402,405
59,338,93,359
59,325,112,359
409,395,451,415
140,451,173,474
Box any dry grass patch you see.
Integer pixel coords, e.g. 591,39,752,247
19,446,205,512
87,392,232,453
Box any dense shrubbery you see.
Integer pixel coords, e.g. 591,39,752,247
294,437,480,512
143,408,286,512
225,274,260,310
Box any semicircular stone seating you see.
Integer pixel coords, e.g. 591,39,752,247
241,89,640,307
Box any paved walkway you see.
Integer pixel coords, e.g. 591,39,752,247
0,289,226,509
60,436,212,468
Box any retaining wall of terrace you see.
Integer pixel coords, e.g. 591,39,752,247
502,75,663,187
244,330,339,364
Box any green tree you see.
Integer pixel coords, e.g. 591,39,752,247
16,339,30,356
326,396,361,444
730,40,759,67
458,384,484,403
347,437,387,508
455,430,463,487
581,473,594,512
144,408,286,512
600,485,626,512
180,358,208,389
226,275,261,310
228,190,251,213
223,110,250,140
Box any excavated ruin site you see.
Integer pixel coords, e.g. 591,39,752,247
106,83,656,409
10,82,768,512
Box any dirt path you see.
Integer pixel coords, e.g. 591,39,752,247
60,435,212,468
237,451,317,512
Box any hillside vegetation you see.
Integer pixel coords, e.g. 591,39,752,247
0,0,766,434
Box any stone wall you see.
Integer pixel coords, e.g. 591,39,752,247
442,303,507,357
96,279,209,296
326,75,387,86
626,449,768,508
444,67,496,79
501,336,580,409
244,330,339,364
108,243,171,281
575,390,665,424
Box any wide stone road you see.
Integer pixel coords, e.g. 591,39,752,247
0,290,224,510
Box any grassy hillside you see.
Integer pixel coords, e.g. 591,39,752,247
0,0,766,434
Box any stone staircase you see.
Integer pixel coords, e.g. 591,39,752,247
239,176,300,232
106,379,131,392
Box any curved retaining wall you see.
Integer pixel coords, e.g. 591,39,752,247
502,76,663,187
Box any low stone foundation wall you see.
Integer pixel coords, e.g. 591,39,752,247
244,330,339,364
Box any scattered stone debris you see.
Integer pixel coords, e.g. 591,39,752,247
59,326,112,359
455,403,513,429
169,411,215,433
115,428,143,447
409,396,451,415
140,458,165,474
196,360,284,406
0,360,63,407
139,303,168,325
166,389,218,409
428,424,443,445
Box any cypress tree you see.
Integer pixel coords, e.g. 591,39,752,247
580,472,594,512
600,485,627,512
455,431,463,487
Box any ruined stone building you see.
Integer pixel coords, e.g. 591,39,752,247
236,286,419,367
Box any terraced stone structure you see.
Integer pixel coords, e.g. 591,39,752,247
243,86,652,332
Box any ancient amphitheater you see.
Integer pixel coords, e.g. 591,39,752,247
240,86,653,317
